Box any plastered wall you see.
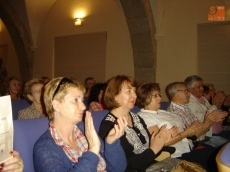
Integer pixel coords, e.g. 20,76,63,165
33,0,134,83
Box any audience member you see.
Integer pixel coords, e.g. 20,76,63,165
204,83,230,126
99,75,175,171
184,75,226,135
88,83,107,112
0,58,8,83
0,150,24,172
165,82,228,170
41,76,50,85
2,76,22,100
222,94,230,112
136,82,199,158
33,77,127,172
18,78,46,119
84,77,96,98
203,85,211,102
166,82,227,139
204,83,217,104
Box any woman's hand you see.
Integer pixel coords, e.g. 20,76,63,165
85,111,100,155
105,117,128,144
149,125,171,154
0,151,24,172
165,126,179,143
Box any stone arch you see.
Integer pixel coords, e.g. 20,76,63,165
0,0,33,82
120,0,157,84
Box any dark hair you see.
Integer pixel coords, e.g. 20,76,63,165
88,83,107,105
203,85,210,94
84,77,94,85
136,82,160,108
104,75,137,110
2,76,21,95
184,75,203,89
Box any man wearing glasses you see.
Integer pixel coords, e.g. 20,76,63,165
165,80,227,142
165,79,228,172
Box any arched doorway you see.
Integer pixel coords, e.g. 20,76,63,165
120,0,157,83
0,0,32,82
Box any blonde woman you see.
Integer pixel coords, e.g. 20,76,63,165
33,77,127,172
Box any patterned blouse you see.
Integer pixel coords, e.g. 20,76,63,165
89,101,104,112
99,112,157,171
49,122,106,171
18,104,45,119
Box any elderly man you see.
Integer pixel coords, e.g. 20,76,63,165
166,81,227,142
165,81,228,171
184,75,228,135
84,77,96,98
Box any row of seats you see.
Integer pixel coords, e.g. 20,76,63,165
11,99,171,120
11,99,30,120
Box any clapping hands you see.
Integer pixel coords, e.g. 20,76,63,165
105,117,128,144
85,111,101,155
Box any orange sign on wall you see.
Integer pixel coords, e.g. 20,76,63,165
208,6,225,21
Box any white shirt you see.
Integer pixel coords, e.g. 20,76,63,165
137,109,192,158
187,95,217,137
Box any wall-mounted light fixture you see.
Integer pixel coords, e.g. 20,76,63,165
75,18,82,26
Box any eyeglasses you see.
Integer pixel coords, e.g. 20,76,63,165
52,77,73,99
152,94,162,98
176,89,189,93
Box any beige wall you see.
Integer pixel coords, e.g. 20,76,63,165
33,0,133,83
1,0,230,96
0,19,19,77
152,0,229,99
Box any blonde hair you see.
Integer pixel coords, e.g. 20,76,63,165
23,78,44,98
44,77,85,121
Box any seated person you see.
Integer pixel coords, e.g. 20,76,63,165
222,94,230,112
0,58,8,83
166,82,227,140
136,82,227,170
2,76,23,100
18,78,46,119
88,83,107,112
84,77,96,98
222,95,230,126
184,75,228,136
203,85,211,102
99,75,175,172
136,82,198,158
33,77,127,172
0,150,24,172
204,83,230,126
41,76,50,85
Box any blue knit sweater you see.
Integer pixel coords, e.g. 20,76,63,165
33,122,126,172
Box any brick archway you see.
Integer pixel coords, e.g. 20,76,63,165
120,0,157,83
0,0,32,82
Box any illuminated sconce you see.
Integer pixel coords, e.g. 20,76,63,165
75,18,82,26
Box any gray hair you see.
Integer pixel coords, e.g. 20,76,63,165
184,75,203,89
165,82,185,101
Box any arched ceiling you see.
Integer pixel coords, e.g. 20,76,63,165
25,0,56,47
